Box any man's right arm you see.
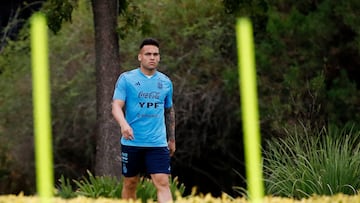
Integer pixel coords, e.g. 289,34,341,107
112,100,134,140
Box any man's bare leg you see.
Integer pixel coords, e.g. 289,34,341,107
151,173,173,203
122,175,140,200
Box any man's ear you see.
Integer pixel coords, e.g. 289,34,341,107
138,54,141,61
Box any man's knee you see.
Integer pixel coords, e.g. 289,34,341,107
123,176,139,191
151,174,170,189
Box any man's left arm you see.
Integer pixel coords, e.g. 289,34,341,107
165,106,176,156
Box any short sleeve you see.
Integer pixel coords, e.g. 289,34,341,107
113,73,127,101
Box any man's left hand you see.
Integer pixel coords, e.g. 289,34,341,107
168,140,176,157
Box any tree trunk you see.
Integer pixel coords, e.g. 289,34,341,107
91,0,121,177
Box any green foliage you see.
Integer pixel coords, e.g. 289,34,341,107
73,170,122,198
263,124,360,198
0,0,95,194
117,2,152,39
44,0,96,183
43,0,77,33
326,70,360,124
170,177,186,199
0,14,34,195
57,175,76,199
56,171,185,202
255,0,360,138
135,177,157,202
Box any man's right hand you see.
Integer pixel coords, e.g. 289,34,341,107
112,100,134,140
121,123,134,140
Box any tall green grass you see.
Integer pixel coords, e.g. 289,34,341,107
263,124,360,199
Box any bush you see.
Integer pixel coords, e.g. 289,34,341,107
263,123,360,198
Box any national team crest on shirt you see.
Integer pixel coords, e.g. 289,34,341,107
157,81,163,89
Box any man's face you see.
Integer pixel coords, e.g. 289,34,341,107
138,45,160,71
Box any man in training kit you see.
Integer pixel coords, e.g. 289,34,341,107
112,38,176,203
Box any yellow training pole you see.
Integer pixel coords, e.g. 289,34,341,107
30,13,54,201
236,18,264,203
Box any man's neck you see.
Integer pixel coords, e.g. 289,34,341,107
140,67,156,76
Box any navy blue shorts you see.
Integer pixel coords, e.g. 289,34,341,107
121,145,171,177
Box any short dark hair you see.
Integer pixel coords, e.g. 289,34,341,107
139,38,159,49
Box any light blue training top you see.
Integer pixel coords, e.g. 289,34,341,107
113,68,173,147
